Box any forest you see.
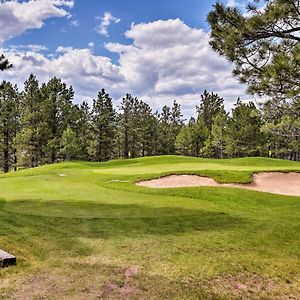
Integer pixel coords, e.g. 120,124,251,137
0,74,299,173
0,0,299,172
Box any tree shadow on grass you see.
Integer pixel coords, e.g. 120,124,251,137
1,199,244,235
0,199,246,261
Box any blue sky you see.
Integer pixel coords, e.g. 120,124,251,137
5,1,215,59
0,0,249,115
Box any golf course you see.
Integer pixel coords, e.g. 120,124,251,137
0,155,299,299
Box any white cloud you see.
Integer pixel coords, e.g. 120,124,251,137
1,47,125,102
106,19,248,112
226,0,237,7
0,0,74,44
88,42,95,48
70,19,80,27
97,12,121,37
56,46,74,53
8,44,48,52
0,19,248,116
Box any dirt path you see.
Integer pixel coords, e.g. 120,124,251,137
137,173,300,197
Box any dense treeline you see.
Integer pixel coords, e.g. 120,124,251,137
205,0,300,160
0,74,299,172
0,1,298,172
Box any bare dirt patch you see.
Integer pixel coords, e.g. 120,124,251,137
100,265,140,299
204,274,300,300
137,173,300,196
3,265,141,300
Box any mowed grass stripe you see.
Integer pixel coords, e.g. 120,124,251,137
0,156,299,299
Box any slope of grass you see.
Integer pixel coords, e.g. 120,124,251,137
0,156,299,299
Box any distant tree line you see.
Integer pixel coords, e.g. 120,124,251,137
0,74,299,172
0,1,298,172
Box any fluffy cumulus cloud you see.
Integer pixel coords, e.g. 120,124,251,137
0,0,74,43
1,47,125,99
97,12,121,37
1,18,248,115
106,19,247,111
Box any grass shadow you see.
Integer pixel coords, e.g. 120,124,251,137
0,199,245,262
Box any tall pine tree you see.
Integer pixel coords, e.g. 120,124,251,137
42,77,74,163
16,74,44,167
89,89,116,162
0,81,19,172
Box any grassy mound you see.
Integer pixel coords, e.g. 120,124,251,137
0,156,299,299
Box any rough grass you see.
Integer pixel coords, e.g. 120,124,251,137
0,156,299,299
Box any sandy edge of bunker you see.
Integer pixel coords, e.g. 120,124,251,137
136,173,300,197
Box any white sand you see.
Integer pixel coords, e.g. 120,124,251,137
136,173,300,197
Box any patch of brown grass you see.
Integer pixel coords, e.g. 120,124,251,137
204,273,300,299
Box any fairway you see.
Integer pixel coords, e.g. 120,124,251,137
0,156,300,299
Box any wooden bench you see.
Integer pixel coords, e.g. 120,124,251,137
0,249,16,267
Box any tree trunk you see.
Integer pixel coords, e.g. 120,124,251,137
3,132,9,173
3,149,9,173
13,148,17,172
51,151,56,164
142,143,145,157
124,127,129,159
196,142,200,157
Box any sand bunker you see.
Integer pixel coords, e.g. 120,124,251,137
137,173,300,197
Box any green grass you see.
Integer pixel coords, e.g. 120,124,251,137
0,156,299,299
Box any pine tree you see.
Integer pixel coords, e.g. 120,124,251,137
175,126,193,156
16,74,44,167
60,125,79,161
42,77,74,163
208,0,300,99
170,100,183,153
130,97,142,158
197,90,225,131
0,81,19,173
203,112,228,158
0,54,12,71
151,112,160,156
119,94,144,158
114,114,123,159
189,118,209,157
157,105,172,155
76,102,92,160
261,98,300,160
138,101,157,157
89,89,116,162
119,94,133,158
228,99,264,157
157,102,183,155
